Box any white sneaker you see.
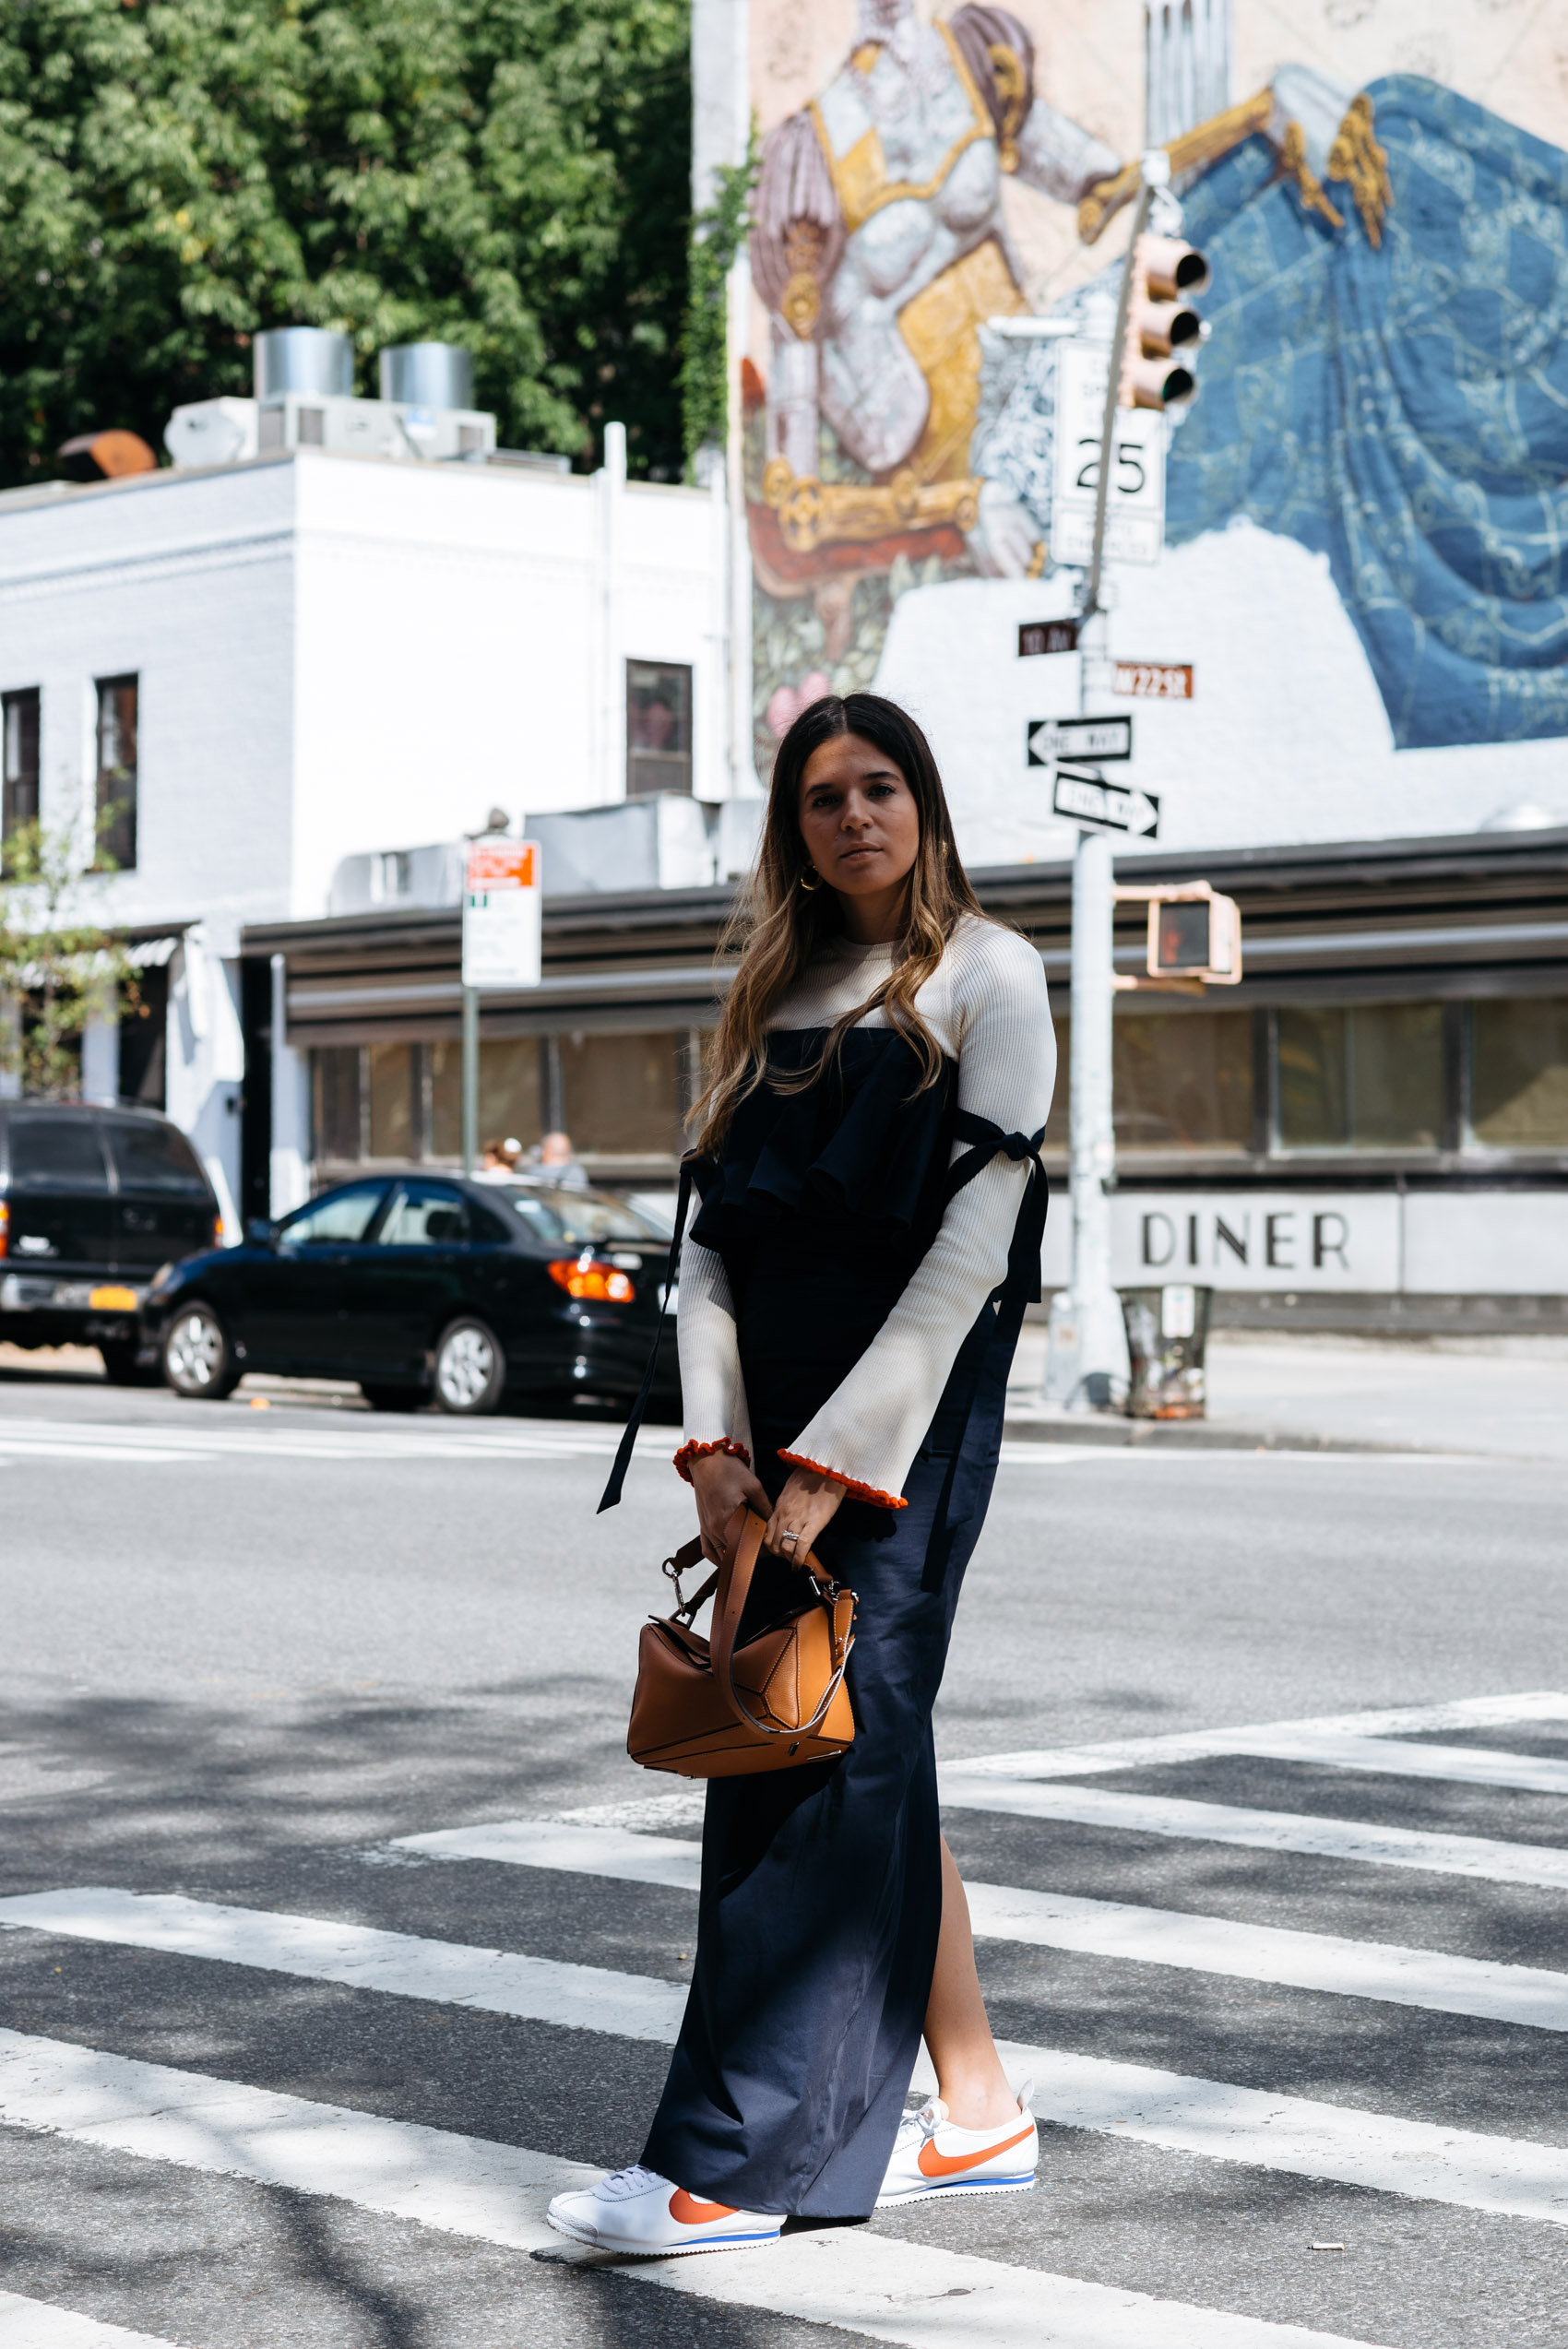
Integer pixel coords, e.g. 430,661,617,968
876,2082,1038,2206
546,2163,785,2256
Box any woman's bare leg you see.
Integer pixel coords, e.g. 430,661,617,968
922,1835,1023,2128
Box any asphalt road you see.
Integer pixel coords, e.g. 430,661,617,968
1,1366,1566,2349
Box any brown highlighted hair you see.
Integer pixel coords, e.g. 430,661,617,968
693,693,984,1157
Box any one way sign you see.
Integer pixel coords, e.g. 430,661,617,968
1052,766,1161,838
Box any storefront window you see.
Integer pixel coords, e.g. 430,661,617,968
1471,999,1568,1147
1277,1004,1442,1149
313,1047,362,1163
367,1041,415,1159
561,1031,681,1155
1113,1010,1253,1152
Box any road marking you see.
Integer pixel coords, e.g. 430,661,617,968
0,1889,685,2043
945,1691,1568,1780
0,2296,179,2348
392,1818,1568,2032
0,1415,677,1466
939,1776,1568,1890
0,2031,1391,2349
10,1892,1568,2225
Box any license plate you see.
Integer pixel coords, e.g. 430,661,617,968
89,1286,140,1311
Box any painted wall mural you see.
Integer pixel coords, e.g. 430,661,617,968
743,0,1568,788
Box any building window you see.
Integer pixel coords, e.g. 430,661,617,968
1114,1009,1253,1152
626,661,693,798
1277,1003,1443,1150
3,688,40,858
560,1030,682,1156
313,1046,364,1165
1470,998,1568,1149
95,674,138,871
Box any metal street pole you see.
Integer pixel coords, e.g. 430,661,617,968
461,984,479,1175
1044,160,1160,1409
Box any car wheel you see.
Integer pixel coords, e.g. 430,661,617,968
361,1383,423,1413
162,1302,240,1400
433,1318,505,1416
100,1340,160,1388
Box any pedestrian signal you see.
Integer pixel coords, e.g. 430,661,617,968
1111,881,1241,991
1118,236,1209,411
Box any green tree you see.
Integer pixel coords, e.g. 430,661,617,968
0,0,691,486
0,816,141,1098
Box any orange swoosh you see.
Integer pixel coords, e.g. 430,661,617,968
918,2120,1034,2179
669,2189,738,2224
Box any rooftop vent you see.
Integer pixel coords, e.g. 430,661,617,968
255,327,354,400
378,343,475,410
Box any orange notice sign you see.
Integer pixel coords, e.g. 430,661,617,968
463,839,542,988
465,842,538,891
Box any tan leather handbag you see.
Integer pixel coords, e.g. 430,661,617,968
628,1506,856,1776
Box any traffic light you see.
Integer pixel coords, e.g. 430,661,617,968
1118,235,1210,410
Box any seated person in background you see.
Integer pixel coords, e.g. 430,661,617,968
529,1130,589,1191
478,1135,524,1180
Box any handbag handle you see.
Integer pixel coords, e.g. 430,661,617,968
709,1506,853,1742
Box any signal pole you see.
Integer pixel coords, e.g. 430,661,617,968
1045,156,1163,1409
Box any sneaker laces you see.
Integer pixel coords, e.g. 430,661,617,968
893,2096,947,2150
594,2164,665,2201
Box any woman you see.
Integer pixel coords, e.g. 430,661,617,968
549,693,1055,2254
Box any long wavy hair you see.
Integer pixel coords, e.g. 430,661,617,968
692,693,985,1157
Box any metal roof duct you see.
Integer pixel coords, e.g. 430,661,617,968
254,327,354,400
378,342,475,409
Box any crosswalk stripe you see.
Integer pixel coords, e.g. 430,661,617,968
946,1691,1568,1780
0,2295,177,2348
0,1416,677,1466
392,1816,1568,2031
0,1889,685,2042
938,1775,1568,1890
0,2031,1391,2349
8,1888,1568,2224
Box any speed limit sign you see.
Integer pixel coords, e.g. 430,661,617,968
1051,339,1165,566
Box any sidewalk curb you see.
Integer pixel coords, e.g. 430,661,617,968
1000,1412,1432,1455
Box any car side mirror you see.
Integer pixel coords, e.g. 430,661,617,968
245,1217,276,1247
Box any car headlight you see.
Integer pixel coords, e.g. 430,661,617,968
145,1261,178,1299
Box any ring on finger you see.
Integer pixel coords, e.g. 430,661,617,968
779,1529,801,1548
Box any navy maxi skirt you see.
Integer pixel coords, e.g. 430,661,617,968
638,1029,1036,2220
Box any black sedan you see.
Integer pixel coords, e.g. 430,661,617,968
138,1172,681,1417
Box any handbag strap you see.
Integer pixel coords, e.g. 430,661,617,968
598,1155,702,1514
710,1507,853,1741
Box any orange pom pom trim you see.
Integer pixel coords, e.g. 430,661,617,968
777,1449,907,1511
673,1436,753,1483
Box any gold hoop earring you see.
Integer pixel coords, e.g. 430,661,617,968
799,867,824,893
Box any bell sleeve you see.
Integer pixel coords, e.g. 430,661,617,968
672,1238,754,1481
778,926,1055,1507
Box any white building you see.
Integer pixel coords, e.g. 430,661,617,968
0,376,737,1228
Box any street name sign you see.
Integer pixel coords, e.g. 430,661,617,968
1114,660,1194,699
1018,618,1080,658
462,840,542,989
1051,340,1165,567
1028,714,1133,765
1052,766,1161,837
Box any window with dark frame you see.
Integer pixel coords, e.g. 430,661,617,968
2,687,40,858
625,661,693,798
95,674,138,871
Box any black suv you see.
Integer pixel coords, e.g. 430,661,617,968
0,1101,222,1382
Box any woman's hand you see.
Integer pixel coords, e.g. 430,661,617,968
763,1466,847,1563
687,1448,773,1565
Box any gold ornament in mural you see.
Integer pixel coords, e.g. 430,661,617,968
763,457,981,553
898,237,1026,485
1280,120,1345,230
1077,89,1274,243
987,42,1028,174
1327,94,1393,247
780,222,826,339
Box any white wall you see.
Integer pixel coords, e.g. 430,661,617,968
0,462,298,955
287,452,724,917
874,527,1568,872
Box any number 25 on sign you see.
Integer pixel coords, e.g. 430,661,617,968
1114,661,1194,700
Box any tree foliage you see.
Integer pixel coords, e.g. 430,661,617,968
0,817,142,1098
680,123,755,477
0,0,691,485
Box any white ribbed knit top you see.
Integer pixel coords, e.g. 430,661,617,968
678,913,1057,1505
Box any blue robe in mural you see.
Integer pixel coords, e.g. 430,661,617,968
1167,75,1568,750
